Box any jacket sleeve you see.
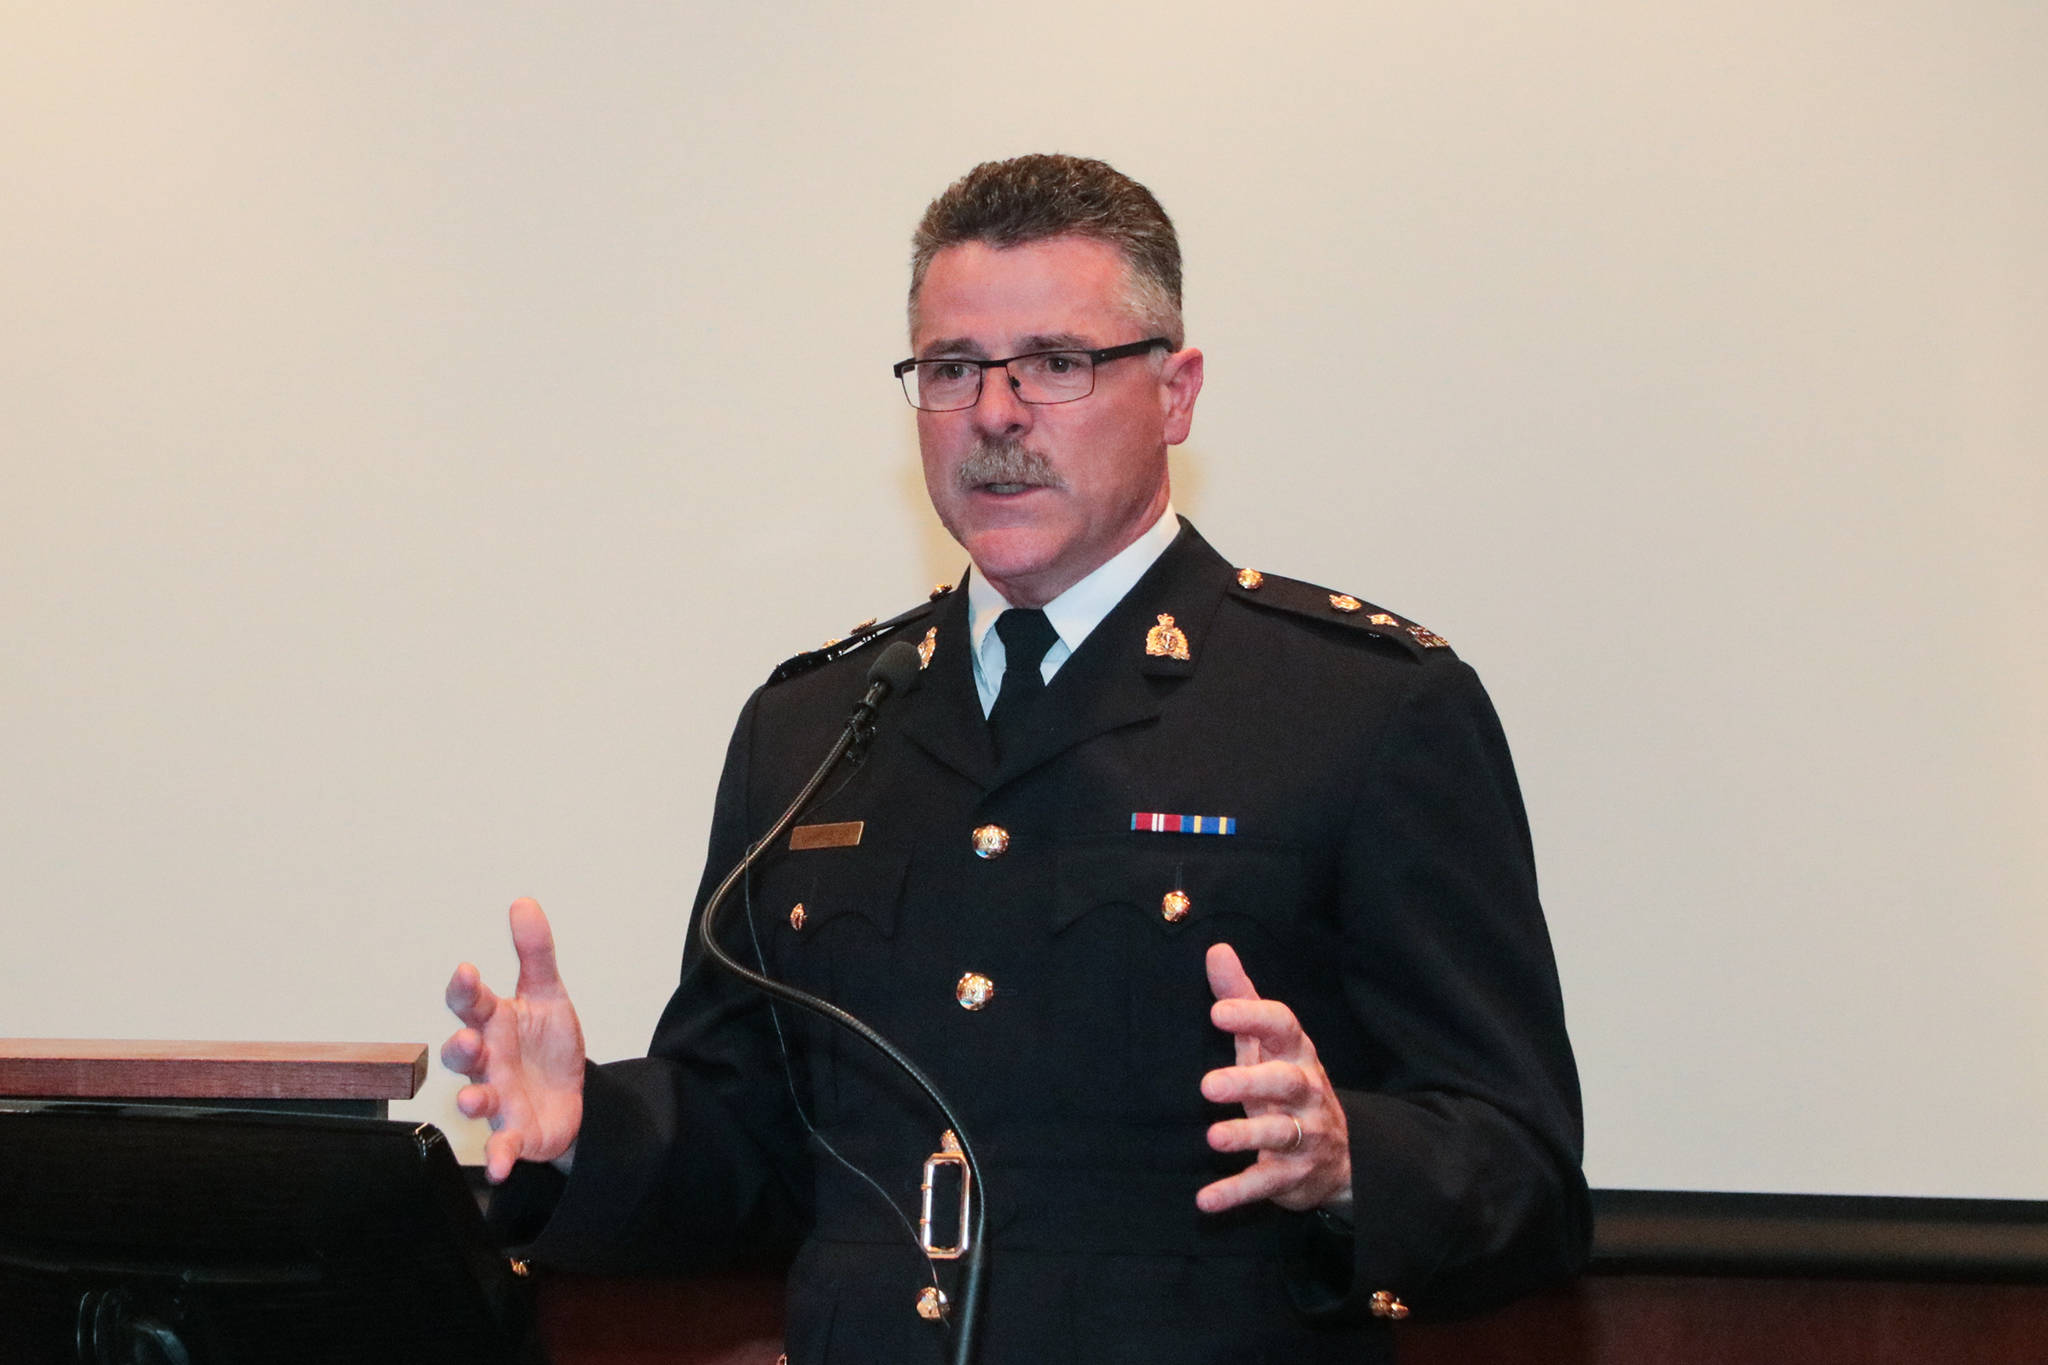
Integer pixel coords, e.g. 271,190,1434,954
490,689,813,1275
1288,658,1590,1320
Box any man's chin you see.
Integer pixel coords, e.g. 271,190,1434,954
956,524,1071,602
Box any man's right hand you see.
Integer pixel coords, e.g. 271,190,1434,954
442,897,588,1184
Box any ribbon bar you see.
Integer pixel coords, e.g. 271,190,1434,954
1130,813,1237,835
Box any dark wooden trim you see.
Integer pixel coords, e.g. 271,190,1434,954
1395,1273,2048,1365
1589,1188,2048,1282
0,1039,427,1101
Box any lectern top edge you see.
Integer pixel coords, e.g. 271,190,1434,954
0,1039,428,1101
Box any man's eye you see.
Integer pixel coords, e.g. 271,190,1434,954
1013,353,1084,381
927,362,975,383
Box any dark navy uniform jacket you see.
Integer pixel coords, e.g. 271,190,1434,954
500,520,1589,1363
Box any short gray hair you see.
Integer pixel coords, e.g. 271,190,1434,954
909,154,1184,347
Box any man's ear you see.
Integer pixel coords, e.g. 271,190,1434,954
1160,346,1204,447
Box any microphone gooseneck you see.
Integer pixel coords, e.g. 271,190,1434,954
694,638,987,1365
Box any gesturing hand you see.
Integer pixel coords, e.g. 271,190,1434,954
441,898,588,1184
1196,941,1352,1215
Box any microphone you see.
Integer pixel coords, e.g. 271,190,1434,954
694,633,987,1364
866,638,925,700
849,641,923,763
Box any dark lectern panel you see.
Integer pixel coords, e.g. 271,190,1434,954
0,1105,542,1365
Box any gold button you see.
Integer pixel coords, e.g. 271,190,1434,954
1236,567,1264,590
847,616,877,634
930,582,954,600
955,972,995,1010
789,903,807,930
1369,1291,1410,1320
1329,594,1363,613
1161,889,1191,923
971,824,1010,859
916,1285,949,1321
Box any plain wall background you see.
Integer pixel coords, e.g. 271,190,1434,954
4,2,2043,1196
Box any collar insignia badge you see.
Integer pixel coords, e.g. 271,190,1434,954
918,626,937,669
1144,613,1191,661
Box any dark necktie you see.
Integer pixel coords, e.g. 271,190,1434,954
988,608,1059,760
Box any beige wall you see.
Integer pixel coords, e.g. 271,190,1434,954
4,3,2043,1196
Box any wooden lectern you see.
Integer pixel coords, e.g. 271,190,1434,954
0,1038,546,1365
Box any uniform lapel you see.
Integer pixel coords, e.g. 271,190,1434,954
896,582,996,787
993,521,1230,786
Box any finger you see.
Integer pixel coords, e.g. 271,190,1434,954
1205,942,1264,1068
1201,1059,1312,1108
456,1082,500,1121
484,1126,525,1184
1209,997,1305,1058
439,1027,486,1077
1206,1112,1310,1155
1205,941,1258,1003
445,963,500,1029
509,898,566,999
1196,1158,1302,1215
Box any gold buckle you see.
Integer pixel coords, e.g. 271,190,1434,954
919,1130,971,1260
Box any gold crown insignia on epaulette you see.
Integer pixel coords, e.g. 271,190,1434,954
1229,566,1451,657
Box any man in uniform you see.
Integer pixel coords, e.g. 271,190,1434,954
443,154,1588,1362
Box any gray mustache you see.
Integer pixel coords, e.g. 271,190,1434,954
956,439,1066,492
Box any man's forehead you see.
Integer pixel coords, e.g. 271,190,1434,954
916,330,1093,360
912,236,1135,350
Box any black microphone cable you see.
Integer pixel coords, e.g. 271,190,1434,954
694,639,989,1365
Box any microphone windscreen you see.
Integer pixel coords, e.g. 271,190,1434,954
866,640,924,699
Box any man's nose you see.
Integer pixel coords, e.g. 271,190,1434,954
970,365,1032,434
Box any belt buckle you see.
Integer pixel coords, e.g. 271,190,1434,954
919,1129,971,1260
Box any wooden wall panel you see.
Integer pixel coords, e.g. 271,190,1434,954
1396,1275,2048,1365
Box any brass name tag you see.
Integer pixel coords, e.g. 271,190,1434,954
789,820,864,851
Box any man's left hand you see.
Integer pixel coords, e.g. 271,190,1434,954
1197,941,1353,1215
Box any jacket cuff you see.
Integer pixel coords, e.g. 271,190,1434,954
485,1059,666,1270
1286,1087,1461,1324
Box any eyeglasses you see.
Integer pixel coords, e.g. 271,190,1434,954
893,337,1170,412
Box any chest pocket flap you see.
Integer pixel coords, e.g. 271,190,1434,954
1051,838,1305,937
757,845,911,944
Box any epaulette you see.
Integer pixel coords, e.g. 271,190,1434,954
1223,566,1454,662
765,581,957,685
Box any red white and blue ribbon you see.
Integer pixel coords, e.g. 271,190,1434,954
1130,812,1237,835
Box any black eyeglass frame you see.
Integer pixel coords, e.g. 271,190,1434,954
892,337,1172,411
